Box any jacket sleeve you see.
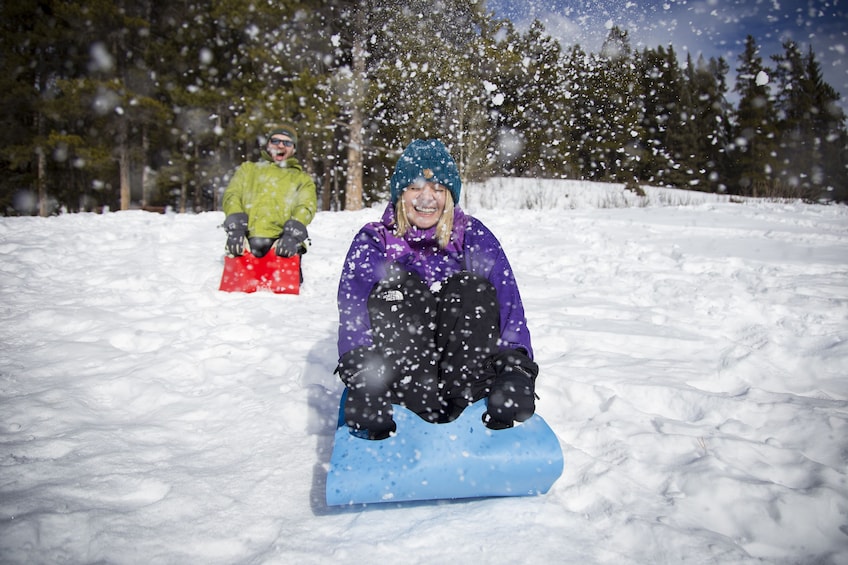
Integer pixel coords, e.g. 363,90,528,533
336,224,389,357
464,218,534,359
290,171,318,227
222,163,252,216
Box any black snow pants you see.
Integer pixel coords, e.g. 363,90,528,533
349,265,501,425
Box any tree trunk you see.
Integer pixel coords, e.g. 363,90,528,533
118,117,131,210
119,143,131,210
35,107,48,216
179,176,187,213
37,146,47,217
193,144,201,212
333,159,341,211
322,156,332,211
345,108,364,210
344,10,366,211
141,125,150,208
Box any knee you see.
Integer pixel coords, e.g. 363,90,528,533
439,272,499,323
367,265,435,318
442,271,496,300
372,264,428,295
248,237,274,257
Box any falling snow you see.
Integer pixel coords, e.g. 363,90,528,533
1,179,846,564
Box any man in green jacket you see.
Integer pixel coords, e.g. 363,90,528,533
222,123,317,259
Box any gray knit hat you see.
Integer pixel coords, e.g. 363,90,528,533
268,122,298,146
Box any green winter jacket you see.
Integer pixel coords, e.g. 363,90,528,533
222,152,317,238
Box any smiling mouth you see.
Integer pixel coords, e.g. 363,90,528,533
414,205,438,213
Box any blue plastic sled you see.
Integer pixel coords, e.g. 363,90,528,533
325,398,564,506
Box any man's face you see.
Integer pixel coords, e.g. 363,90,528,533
267,134,295,163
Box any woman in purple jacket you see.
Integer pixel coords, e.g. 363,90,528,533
336,139,538,440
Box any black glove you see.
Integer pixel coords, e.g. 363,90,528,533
275,219,308,257
482,349,538,430
335,347,397,440
223,213,248,257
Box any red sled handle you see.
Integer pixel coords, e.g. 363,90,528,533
219,252,300,294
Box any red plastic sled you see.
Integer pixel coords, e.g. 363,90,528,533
219,251,300,294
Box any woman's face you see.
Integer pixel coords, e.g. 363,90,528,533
401,181,448,229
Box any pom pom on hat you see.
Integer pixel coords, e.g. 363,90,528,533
267,122,298,146
390,139,461,204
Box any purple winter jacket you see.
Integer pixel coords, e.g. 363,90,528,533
337,203,533,359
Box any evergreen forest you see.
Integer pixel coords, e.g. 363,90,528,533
2,0,847,216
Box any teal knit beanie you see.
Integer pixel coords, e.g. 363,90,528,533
389,139,461,204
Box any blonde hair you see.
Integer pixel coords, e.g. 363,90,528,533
396,195,455,249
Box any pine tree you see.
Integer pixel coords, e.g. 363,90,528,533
687,54,733,193
590,26,644,185
665,49,700,189
366,0,491,203
488,20,569,178
560,44,596,180
772,41,848,200
771,40,816,198
152,0,329,211
308,0,370,211
806,53,848,202
4,2,845,213
0,0,61,214
638,45,696,188
731,35,779,196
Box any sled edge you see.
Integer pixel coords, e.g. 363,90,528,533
326,400,563,506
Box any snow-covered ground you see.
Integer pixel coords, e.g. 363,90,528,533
1,179,846,564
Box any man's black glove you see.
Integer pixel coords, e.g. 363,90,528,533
275,219,308,257
223,212,248,257
335,347,397,440
482,348,538,430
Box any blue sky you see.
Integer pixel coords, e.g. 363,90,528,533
486,0,848,110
